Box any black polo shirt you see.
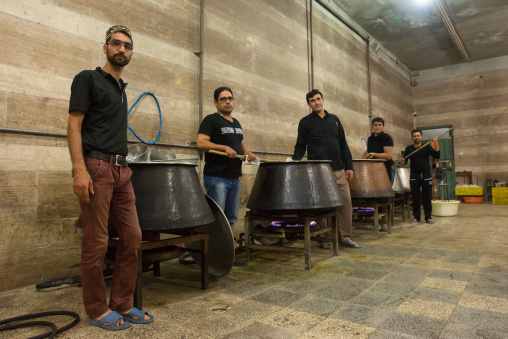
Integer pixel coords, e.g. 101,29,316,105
198,113,244,177
68,67,129,156
292,110,352,171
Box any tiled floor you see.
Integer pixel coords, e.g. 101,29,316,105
0,203,507,338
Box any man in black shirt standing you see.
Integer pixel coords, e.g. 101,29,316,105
292,89,360,248
197,87,255,234
68,25,152,331
362,117,394,231
398,129,440,224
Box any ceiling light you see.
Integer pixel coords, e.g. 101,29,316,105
415,0,432,5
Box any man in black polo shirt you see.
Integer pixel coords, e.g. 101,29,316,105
362,117,394,231
292,89,360,248
398,129,440,224
67,25,152,331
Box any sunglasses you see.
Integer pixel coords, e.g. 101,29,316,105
218,96,234,102
107,39,133,50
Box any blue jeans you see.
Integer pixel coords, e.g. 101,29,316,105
203,175,240,230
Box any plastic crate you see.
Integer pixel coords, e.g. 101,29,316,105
492,187,508,205
455,186,483,196
493,197,508,205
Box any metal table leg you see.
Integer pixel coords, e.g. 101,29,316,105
374,202,379,240
245,215,250,262
304,216,311,270
332,212,339,256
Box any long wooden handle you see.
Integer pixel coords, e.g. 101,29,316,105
403,127,452,160
208,150,278,163
209,149,246,160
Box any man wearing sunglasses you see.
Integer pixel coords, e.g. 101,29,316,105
197,87,255,264
67,25,153,331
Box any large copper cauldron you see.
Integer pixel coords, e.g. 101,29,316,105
392,166,411,193
130,162,214,232
349,159,395,199
247,160,346,214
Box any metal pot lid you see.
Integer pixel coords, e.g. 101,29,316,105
185,195,234,277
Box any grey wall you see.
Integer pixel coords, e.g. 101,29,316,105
415,62,508,189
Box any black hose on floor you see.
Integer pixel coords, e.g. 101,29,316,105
0,311,80,339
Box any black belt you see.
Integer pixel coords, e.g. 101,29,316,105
84,150,127,167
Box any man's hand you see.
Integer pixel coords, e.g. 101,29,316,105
431,137,439,150
246,151,255,161
346,170,354,182
73,167,94,203
398,158,405,165
224,146,237,158
367,153,375,159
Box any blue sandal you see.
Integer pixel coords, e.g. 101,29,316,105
122,307,154,324
88,311,131,331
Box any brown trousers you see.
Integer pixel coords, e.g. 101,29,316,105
320,170,353,242
333,170,353,242
79,157,142,318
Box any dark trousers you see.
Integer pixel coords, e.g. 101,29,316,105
409,172,433,222
80,157,142,318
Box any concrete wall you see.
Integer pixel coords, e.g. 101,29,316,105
0,0,413,291
415,65,508,189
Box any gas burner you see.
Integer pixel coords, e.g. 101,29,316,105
352,207,375,213
270,220,317,228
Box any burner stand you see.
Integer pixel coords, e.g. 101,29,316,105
352,198,393,240
244,210,339,270
107,231,209,310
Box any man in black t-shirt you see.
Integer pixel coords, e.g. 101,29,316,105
362,117,394,231
197,87,255,233
68,26,152,331
362,117,394,182
399,129,440,224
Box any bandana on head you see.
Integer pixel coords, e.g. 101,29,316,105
105,25,132,43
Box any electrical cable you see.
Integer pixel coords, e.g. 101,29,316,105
0,311,79,339
127,92,162,145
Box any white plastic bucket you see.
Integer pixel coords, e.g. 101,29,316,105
431,200,460,217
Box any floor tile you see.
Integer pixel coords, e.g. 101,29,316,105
380,312,447,338
330,303,392,327
224,322,298,339
250,287,305,307
395,297,456,320
419,277,468,292
288,295,344,316
258,308,325,333
407,286,461,304
458,293,508,314
426,269,472,282
440,306,508,338
298,318,376,339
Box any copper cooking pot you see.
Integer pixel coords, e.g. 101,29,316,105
349,159,395,199
247,160,346,214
